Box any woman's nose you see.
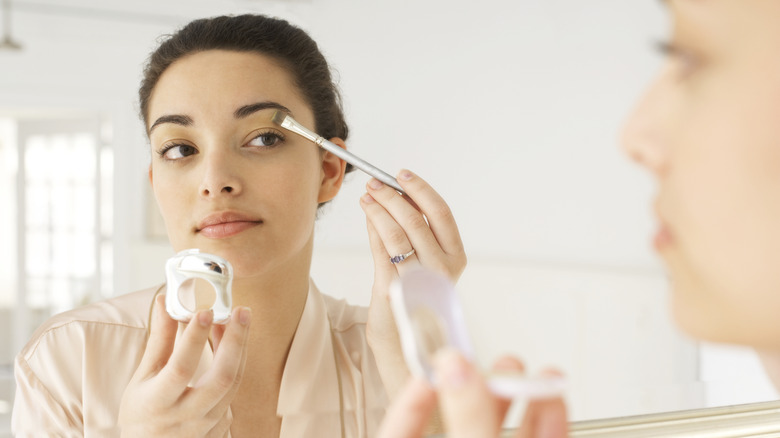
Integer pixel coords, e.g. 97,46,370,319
198,151,242,197
620,74,673,175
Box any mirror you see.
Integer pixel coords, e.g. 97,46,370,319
177,278,216,314
1,0,778,433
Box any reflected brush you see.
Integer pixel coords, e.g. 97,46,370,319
271,111,406,196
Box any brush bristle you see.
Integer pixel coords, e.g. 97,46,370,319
271,110,288,126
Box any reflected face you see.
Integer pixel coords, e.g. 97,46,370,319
622,0,780,348
147,50,340,277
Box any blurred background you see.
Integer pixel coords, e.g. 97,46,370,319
1,0,777,435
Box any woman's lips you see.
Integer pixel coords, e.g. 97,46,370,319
199,221,261,238
653,200,673,252
197,212,262,238
654,224,673,252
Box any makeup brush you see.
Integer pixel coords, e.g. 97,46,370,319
271,110,406,195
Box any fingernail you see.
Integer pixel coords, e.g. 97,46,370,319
368,179,384,190
434,348,472,389
399,170,414,181
492,355,526,373
239,307,251,326
361,193,375,203
198,310,213,327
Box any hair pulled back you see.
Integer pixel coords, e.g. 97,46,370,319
139,14,351,172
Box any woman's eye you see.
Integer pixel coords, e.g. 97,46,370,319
159,144,197,160
248,132,284,148
656,41,702,78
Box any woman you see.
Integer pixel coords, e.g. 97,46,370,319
378,0,780,437
12,15,465,437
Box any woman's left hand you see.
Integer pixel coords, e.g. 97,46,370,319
360,169,467,398
375,351,568,438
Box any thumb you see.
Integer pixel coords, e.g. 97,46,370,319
434,348,502,438
516,369,568,438
375,378,437,438
136,293,178,377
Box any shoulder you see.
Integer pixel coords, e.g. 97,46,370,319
18,285,162,362
13,285,162,434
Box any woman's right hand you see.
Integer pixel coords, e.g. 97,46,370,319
118,294,252,437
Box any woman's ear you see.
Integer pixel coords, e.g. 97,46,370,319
318,137,348,203
148,165,153,185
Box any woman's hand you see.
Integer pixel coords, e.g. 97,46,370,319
376,350,568,438
360,169,467,397
118,294,252,437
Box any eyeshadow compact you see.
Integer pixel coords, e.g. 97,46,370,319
164,249,233,324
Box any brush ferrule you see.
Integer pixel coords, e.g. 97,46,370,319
281,115,322,144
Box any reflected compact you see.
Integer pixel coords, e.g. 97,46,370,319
164,249,233,324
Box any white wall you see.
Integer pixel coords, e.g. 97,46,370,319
1,0,776,427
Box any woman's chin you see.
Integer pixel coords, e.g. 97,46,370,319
671,291,780,349
670,288,727,343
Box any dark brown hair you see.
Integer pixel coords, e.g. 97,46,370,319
139,14,353,174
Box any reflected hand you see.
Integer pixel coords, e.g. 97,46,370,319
376,351,568,438
118,294,251,437
360,169,467,397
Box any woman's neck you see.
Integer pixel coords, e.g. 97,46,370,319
224,242,314,434
227,238,314,383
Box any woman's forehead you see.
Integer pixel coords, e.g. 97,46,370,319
148,50,310,125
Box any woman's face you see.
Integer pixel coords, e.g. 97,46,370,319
622,0,780,348
147,50,344,278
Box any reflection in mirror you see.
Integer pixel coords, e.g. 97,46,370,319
3,0,780,435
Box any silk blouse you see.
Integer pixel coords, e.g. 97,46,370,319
12,279,388,437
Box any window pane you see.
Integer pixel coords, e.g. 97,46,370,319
25,231,50,277
73,185,96,231
25,184,50,229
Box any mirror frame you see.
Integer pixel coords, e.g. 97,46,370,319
531,400,780,437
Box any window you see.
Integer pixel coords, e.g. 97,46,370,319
0,115,113,426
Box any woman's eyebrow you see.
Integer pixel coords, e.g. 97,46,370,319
148,114,193,134
148,102,291,134
234,101,292,119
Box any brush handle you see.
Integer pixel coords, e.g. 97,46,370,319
276,113,407,195
318,138,406,195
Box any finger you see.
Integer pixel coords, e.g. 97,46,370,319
516,368,568,438
365,216,398,282
361,193,422,278
491,356,527,426
211,322,228,353
517,398,568,438
195,307,252,409
200,315,250,431
136,294,179,377
375,378,437,438
434,348,502,438
394,170,464,257
492,355,527,374
364,215,418,289
363,181,439,266
205,408,233,438
157,309,214,398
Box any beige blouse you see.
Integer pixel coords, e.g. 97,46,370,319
12,280,389,437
